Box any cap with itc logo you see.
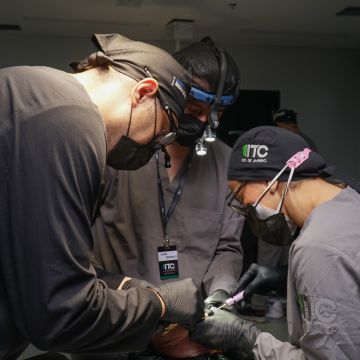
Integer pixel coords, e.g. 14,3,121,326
228,126,327,181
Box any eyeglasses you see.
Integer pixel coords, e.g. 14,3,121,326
144,67,178,149
227,182,249,216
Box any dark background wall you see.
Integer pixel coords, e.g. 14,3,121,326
0,34,359,177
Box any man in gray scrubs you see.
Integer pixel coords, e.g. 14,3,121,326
0,33,204,359
92,38,243,301
88,39,244,358
191,126,360,359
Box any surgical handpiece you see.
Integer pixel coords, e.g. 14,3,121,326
218,290,244,310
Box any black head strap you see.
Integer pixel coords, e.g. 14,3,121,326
201,37,227,130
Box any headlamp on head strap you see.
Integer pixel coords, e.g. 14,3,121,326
195,124,216,156
199,37,229,131
194,37,230,156
195,138,208,156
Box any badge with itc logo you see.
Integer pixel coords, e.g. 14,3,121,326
157,245,179,280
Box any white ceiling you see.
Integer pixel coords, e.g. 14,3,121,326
1,0,360,49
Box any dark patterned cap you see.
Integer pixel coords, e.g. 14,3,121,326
70,33,191,121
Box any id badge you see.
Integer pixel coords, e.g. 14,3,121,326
158,245,179,280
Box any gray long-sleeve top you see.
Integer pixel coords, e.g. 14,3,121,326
0,66,162,359
92,140,244,296
253,186,360,359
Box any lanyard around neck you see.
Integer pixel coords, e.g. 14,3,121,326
155,150,193,247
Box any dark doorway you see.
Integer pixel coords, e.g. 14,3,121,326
217,89,280,147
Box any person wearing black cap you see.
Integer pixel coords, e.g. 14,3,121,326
85,39,243,359
234,110,319,320
273,108,318,152
190,126,360,359
0,33,206,359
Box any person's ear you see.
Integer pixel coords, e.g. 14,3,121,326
131,78,159,106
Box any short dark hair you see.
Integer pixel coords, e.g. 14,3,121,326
173,39,240,96
273,109,297,124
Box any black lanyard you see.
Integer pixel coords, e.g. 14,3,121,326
156,150,192,248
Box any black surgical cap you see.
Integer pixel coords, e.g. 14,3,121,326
228,126,327,182
70,33,190,121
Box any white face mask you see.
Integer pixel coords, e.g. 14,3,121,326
254,203,297,235
253,203,276,219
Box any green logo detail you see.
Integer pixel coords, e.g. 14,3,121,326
242,144,248,157
297,294,305,315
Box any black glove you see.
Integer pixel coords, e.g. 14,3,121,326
154,278,204,326
121,277,155,290
190,307,260,360
205,289,229,309
204,289,236,314
234,263,287,298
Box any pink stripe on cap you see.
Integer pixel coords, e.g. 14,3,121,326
286,148,311,169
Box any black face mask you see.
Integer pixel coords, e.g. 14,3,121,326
176,114,206,148
230,149,312,246
244,164,298,246
106,135,157,170
106,98,158,171
245,205,294,246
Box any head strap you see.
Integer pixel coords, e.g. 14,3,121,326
254,148,312,211
201,37,228,130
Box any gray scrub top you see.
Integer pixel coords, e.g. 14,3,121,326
253,186,360,359
0,66,162,359
92,140,244,295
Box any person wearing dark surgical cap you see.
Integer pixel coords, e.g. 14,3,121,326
82,38,243,360
0,33,206,359
190,126,360,360
273,108,319,152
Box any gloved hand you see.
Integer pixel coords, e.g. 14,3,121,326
233,263,287,298
121,277,155,290
205,289,229,309
190,307,260,360
154,278,204,326
204,289,236,314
